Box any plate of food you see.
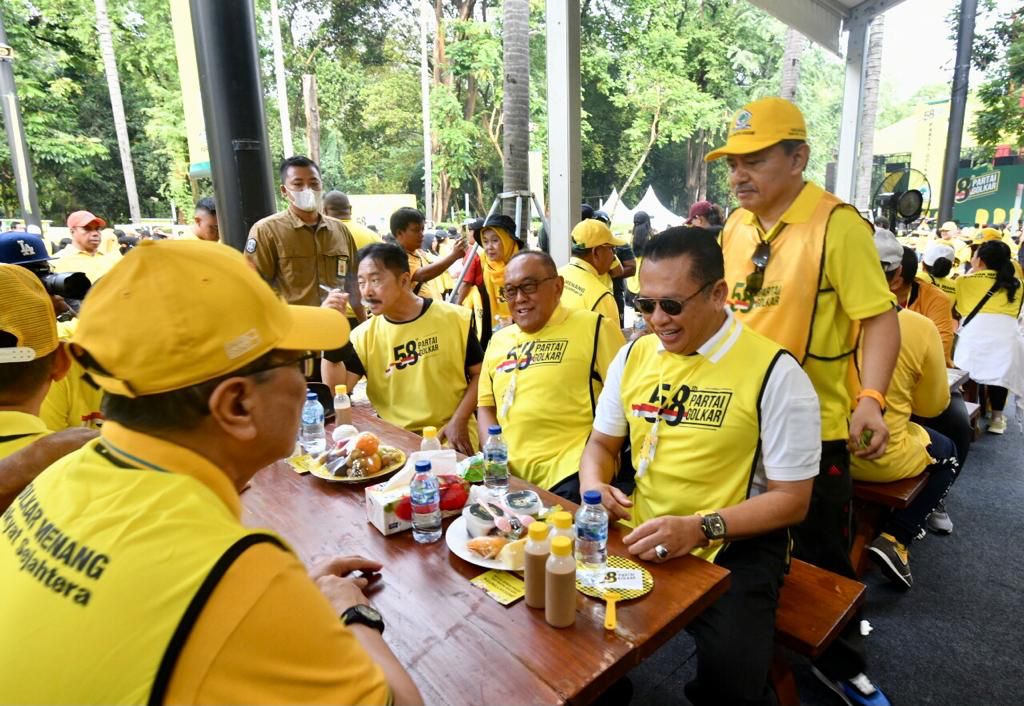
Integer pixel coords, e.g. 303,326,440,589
445,495,545,570
446,516,513,570
309,432,406,483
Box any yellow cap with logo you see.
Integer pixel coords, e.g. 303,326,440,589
571,219,627,249
71,240,349,397
972,227,1002,245
0,264,59,363
705,97,807,162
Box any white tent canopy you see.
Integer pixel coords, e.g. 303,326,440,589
601,187,635,226
632,186,683,232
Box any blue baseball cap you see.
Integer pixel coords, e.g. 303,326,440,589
0,231,53,265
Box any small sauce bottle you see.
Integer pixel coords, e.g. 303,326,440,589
549,511,574,552
524,521,551,609
333,384,352,426
545,536,577,628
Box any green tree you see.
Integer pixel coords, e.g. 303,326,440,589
971,7,1024,149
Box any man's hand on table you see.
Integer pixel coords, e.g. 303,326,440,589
581,481,633,522
311,555,382,615
439,415,474,456
623,515,707,563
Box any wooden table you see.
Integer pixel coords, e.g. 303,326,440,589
242,408,730,706
947,367,969,392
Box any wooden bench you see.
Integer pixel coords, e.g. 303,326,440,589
771,559,866,706
849,474,928,575
965,401,982,439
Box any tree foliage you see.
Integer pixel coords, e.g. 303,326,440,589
970,6,1024,149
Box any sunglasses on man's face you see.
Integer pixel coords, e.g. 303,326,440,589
745,241,772,297
634,281,712,316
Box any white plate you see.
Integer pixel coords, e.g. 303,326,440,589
445,516,507,570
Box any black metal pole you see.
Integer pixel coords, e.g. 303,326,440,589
0,13,42,228
938,0,977,223
189,0,275,251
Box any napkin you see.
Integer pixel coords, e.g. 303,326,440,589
381,449,459,489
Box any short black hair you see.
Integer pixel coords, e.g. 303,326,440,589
641,227,723,284
778,140,806,155
279,155,320,183
195,196,216,216
390,207,424,235
507,249,557,277
900,246,918,282
0,340,57,404
357,243,410,276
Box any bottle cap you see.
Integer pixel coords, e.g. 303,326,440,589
334,384,347,395
550,536,572,556
415,460,432,473
488,425,502,435
549,511,572,530
528,521,550,542
305,392,317,400
423,426,438,439
583,490,602,505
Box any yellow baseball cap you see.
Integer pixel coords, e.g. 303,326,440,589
0,264,59,364
571,219,627,249
972,227,1002,245
939,221,959,233
71,240,349,397
705,97,807,162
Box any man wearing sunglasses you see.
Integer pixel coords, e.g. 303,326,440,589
478,251,624,500
0,241,422,706
579,231,820,706
710,96,899,706
558,220,628,345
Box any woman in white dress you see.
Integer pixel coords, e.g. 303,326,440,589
953,241,1024,434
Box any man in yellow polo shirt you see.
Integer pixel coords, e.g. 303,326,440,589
559,219,628,346
711,96,898,705
579,231,819,705
322,243,483,454
53,210,117,283
478,251,623,500
323,191,382,250
0,241,421,705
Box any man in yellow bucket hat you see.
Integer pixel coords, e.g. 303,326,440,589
711,96,897,706
0,241,422,705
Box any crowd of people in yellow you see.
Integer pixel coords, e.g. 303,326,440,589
0,96,1022,706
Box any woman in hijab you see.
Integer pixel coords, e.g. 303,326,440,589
457,214,524,348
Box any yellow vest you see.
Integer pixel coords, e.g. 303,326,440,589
353,300,476,438
721,190,847,363
0,437,285,705
482,307,607,489
559,257,623,343
619,318,787,561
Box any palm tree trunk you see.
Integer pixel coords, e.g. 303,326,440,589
780,28,807,101
854,15,885,212
502,0,530,231
419,0,434,223
302,74,320,163
270,0,293,156
94,0,141,222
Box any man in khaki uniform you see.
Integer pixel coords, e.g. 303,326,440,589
246,156,364,321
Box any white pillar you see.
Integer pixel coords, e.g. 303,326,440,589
545,0,581,267
834,14,869,204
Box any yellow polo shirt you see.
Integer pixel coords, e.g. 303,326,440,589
955,270,1024,318
52,248,117,283
341,218,382,250
407,248,441,299
559,257,625,346
40,320,104,432
0,411,51,459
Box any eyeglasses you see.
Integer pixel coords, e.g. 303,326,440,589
745,241,772,298
500,276,557,300
242,351,317,379
634,281,712,316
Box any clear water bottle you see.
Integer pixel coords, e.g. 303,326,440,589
300,392,326,455
632,314,646,340
420,426,442,451
333,384,352,426
410,460,442,543
575,490,609,571
483,425,509,497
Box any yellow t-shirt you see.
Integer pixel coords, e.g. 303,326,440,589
559,258,626,347
40,319,104,432
408,249,441,300
52,249,117,283
341,218,382,250
0,411,51,460
917,272,957,304
724,182,896,441
954,270,1024,318
851,309,950,483
478,306,622,489
907,279,956,367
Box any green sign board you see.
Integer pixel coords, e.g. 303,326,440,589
952,163,1024,226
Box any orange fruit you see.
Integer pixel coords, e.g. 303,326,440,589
353,432,380,456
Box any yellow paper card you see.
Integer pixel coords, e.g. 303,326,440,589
470,570,525,606
286,454,317,475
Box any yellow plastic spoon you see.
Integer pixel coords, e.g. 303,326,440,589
603,591,619,630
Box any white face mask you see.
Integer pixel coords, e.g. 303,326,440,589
287,187,322,213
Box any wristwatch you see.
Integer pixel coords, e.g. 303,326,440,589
698,512,727,541
341,604,385,634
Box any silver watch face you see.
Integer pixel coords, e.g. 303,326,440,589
356,604,382,622
704,514,726,539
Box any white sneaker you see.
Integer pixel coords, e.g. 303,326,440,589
927,501,953,535
988,416,1007,434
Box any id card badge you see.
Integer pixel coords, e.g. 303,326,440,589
336,256,349,278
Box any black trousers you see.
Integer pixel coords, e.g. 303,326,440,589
685,530,788,706
913,392,971,469
791,440,866,679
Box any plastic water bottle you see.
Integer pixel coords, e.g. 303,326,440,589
575,490,609,571
410,460,442,543
632,314,646,340
483,425,509,497
333,384,352,426
420,426,442,451
300,392,326,455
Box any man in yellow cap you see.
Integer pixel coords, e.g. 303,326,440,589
0,241,421,705
0,264,98,510
559,219,628,346
53,210,117,283
710,96,898,705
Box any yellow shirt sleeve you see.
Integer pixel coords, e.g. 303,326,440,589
824,208,897,320
909,315,951,418
166,543,391,705
594,315,625,381
477,342,500,408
